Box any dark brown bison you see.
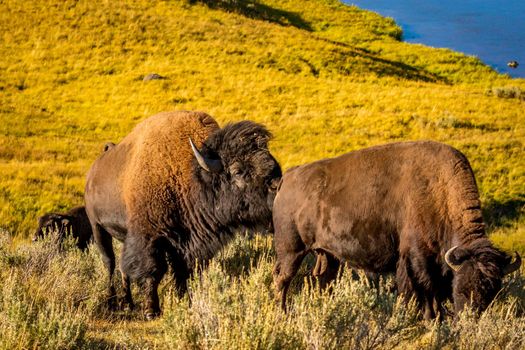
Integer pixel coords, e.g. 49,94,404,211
33,206,93,250
85,111,281,319
273,141,520,319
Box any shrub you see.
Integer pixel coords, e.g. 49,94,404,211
0,236,89,349
487,86,525,100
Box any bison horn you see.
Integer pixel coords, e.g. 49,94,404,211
503,252,522,275
445,245,462,272
189,138,222,173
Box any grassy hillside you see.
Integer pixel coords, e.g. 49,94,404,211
1,0,524,348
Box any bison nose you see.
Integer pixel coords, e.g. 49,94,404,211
269,178,281,192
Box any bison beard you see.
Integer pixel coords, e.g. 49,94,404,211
85,111,281,319
272,141,520,319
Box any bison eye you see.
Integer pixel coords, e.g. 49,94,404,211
230,166,244,178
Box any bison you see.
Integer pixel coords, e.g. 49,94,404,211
272,141,521,319
85,111,281,319
33,206,93,250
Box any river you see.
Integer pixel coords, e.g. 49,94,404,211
346,0,525,78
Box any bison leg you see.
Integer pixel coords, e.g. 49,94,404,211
169,252,191,298
144,277,162,320
396,254,416,300
119,273,134,311
422,293,436,320
273,250,307,312
273,218,307,311
93,224,117,310
119,242,135,311
434,276,453,320
396,252,436,320
76,230,91,251
121,233,167,320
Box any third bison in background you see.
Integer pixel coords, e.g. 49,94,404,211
272,141,521,319
33,206,93,250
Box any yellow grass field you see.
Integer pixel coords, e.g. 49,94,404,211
1,0,524,348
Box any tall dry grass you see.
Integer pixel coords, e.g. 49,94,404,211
3,233,523,349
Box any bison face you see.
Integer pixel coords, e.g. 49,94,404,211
33,213,72,242
445,245,521,314
191,120,282,231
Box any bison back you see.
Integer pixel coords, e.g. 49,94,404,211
85,111,220,239
273,141,480,271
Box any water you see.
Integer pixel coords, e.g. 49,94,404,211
345,0,525,78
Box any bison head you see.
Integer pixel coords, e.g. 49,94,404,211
445,244,521,314
190,120,281,231
33,213,73,242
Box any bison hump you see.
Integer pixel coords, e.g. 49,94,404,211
122,111,219,216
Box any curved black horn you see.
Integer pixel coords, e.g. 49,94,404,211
445,245,462,272
503,252,522,275
189,138,222,173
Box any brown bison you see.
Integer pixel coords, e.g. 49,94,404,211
33,206,93,250
85,111,281,319
273,141,520,319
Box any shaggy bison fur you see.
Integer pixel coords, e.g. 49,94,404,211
85,111,281,319
273,141,520,319
33,206,93,250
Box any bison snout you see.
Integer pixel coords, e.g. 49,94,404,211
268,178,281,193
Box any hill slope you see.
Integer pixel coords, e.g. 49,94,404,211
1,0,524,241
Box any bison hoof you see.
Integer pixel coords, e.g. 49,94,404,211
145,310,160,321
118,299,134,312
107,296,118,311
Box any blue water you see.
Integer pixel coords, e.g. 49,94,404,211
345,0,525,78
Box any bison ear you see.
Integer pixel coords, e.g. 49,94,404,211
49,213,63,221
445,245,472,271
189,138,223,173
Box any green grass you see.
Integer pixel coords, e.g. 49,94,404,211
1,0,524,347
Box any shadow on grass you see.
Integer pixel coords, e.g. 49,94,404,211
318,37,449,84
354,48,445,83
483,198,525,229
190,1,445,83
82,310,158,348
188,0,313,31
